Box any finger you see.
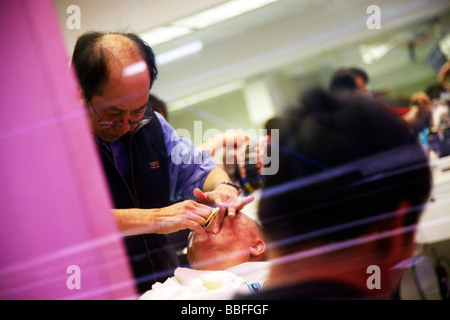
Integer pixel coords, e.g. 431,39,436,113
237,195,255,210
187,208,211,235
223,197,238,217
196,203,218,221
225,195,254,219
194,187,229,209
183,199,213,218
226,196,255,215
193,188,209,203
209,205,226,234
189,221,207,236
186,199,217,225
227,207,236,217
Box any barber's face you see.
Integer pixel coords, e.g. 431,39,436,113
88,60,150,142
187,213,257,270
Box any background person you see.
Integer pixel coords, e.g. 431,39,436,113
201,129,267,195
201,129,249,187
147,93,168,120
329,67,431,134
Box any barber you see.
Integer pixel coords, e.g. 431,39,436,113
71,32,253,292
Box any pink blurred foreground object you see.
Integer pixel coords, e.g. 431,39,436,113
0,1,136,299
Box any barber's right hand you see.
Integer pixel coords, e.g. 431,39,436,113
151,200,214,236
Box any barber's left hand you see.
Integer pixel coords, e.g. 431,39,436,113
193,187,254,234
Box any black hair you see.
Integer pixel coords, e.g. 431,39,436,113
349,67,369,84
147,94,168,120
259,88,431,254
71,31,158,102
329,69,357,92
329,67,369,92
425,83,446,100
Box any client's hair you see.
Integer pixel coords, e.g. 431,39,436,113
259,89,431,255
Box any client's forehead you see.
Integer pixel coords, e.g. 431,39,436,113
225,212,251,227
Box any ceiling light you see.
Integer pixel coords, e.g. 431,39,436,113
139,0,279,46
360,36,410,65
140,26,192,46
360,44,391,64
156,41,204,65
168,80,247,111
173,0,279,29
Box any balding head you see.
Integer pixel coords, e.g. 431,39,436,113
72,32,158,142
96,34,142,66
71,32,158,102
187,212,266,270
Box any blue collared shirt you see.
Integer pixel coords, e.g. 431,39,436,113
155,112,217,201
104,112,217,202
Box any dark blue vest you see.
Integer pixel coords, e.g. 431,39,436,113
97,110,179,293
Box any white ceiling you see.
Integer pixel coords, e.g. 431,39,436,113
53,0,450,103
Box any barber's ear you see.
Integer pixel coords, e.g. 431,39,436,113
251,240,266,257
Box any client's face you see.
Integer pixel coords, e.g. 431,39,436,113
187,212,258,270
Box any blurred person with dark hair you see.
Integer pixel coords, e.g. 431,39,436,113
71,31,252,293
424,82,450,158
329,67,431,134
329,67,370,94
239,88,432,300
147,93,168,120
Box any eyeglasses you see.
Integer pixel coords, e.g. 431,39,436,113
90,102,151,129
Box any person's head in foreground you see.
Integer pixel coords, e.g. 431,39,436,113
256,88,432,299
187,212,266,270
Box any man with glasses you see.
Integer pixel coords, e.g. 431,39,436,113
71,32,252,293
